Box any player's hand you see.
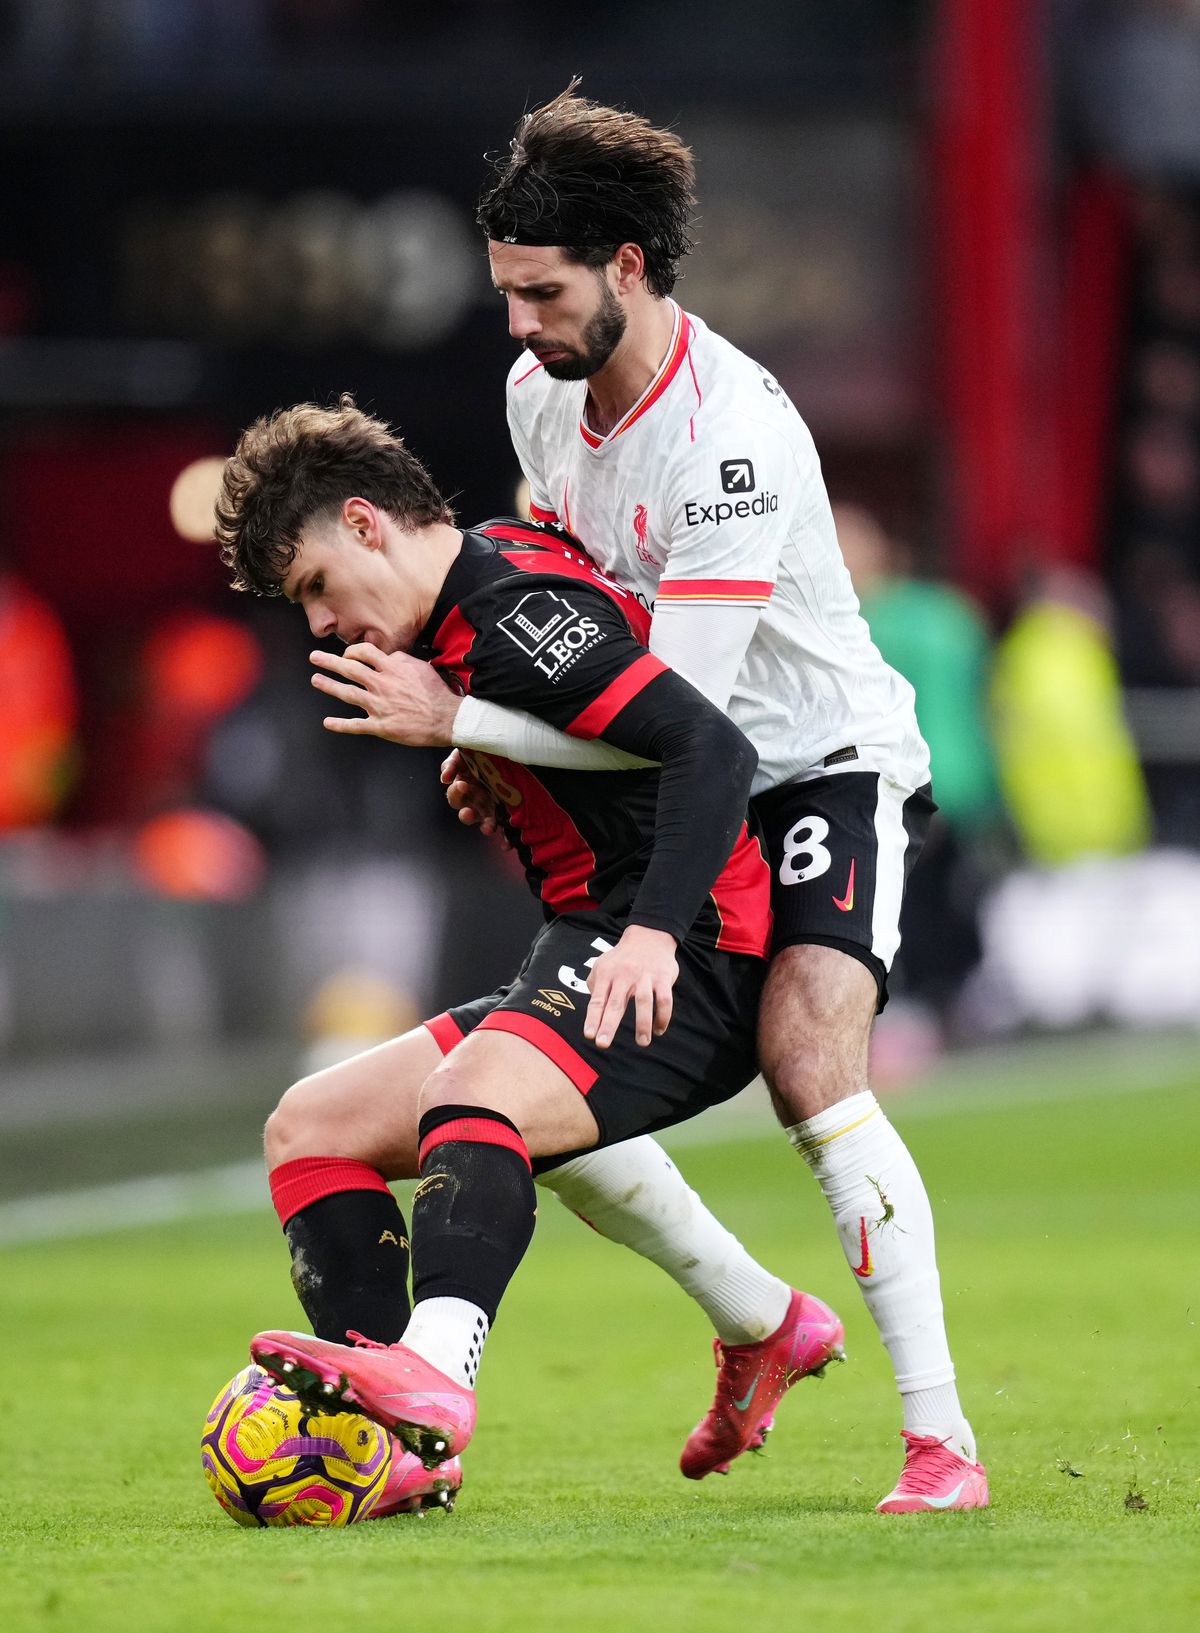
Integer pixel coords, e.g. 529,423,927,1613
310,645,460,746
584,925,679,1049
439,750,508,844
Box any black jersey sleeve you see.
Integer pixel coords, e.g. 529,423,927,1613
460,576,758,943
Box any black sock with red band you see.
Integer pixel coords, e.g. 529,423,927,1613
411,1104,536,1325
268,1156,411,1345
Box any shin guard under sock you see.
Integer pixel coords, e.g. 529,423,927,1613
269,1157,411,1345
410,1105,536,1325
787,1091,972,1455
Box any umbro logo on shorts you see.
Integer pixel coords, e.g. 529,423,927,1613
532,987,577,1018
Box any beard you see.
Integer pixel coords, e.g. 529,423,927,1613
532,280,627,380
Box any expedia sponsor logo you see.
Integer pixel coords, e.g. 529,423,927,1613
720,458,755,493
684,492,779,527
532,987,576,1017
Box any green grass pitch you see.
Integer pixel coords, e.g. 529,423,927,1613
7,1048,1199,1632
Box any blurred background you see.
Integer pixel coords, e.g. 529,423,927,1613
3,0,1199,1231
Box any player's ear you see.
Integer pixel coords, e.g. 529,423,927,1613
613,242,645,295
343,497,382,548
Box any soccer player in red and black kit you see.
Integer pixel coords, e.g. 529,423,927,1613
214,399,844,1486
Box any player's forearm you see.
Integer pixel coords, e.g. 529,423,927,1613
453,694,653,770
626,703,758,942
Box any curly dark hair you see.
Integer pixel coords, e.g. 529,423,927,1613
215,395,453,596
477,81,697,298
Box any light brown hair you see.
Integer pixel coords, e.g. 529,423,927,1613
216,395,453,595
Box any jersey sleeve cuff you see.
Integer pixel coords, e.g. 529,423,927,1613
626,911,686,942
565,652,669,739
656,577,775,606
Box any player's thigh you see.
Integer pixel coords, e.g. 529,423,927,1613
266,1025,444,1177
421,913,760,1160
752,770,933,1121
422,1029,600,1158
513,914,761,1155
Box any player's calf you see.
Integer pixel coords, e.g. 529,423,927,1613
252,1101,541,1467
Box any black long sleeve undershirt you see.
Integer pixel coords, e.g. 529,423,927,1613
586,668,758,943
439,563,761,946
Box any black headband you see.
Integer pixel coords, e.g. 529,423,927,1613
492,223,623,249
479,163,635,252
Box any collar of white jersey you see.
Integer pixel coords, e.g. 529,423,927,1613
578,300,694,450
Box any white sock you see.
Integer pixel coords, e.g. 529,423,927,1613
401,1297,488,1389
903,1383,976,1460
788,1090,975,1458
538,1137,792,1344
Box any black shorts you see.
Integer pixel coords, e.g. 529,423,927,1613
751,770,935,1009
423,909,765,1158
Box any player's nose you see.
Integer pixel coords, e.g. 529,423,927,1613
507,296,539,340
307,605,336,639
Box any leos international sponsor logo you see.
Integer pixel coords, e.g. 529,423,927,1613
497,588,606,681
499,591,610,679
498,589,580,655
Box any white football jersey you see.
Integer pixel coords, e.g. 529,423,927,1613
506,301,929,796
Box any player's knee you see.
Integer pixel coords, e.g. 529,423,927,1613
757,996,840,1084
263,1075,329,1167
417,1057,490,1122
417,1061,593,1161
763,947,875,1039
760,985,862,1057
758,950,876,1114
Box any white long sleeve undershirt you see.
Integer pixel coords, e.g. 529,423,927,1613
450,601,761,770
452,695,653,769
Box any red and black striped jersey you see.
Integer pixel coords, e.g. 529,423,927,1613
417,519,771,957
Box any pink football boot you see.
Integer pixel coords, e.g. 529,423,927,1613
875,1431,989,1513
251,1329,476,1468
680,1289,845,1479
370,1445,463,1517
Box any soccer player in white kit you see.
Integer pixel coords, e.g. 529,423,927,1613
434,86,987,1512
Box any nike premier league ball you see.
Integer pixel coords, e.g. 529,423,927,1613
201,1364,392,1526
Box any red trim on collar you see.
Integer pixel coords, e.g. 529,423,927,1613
577,305,693,449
